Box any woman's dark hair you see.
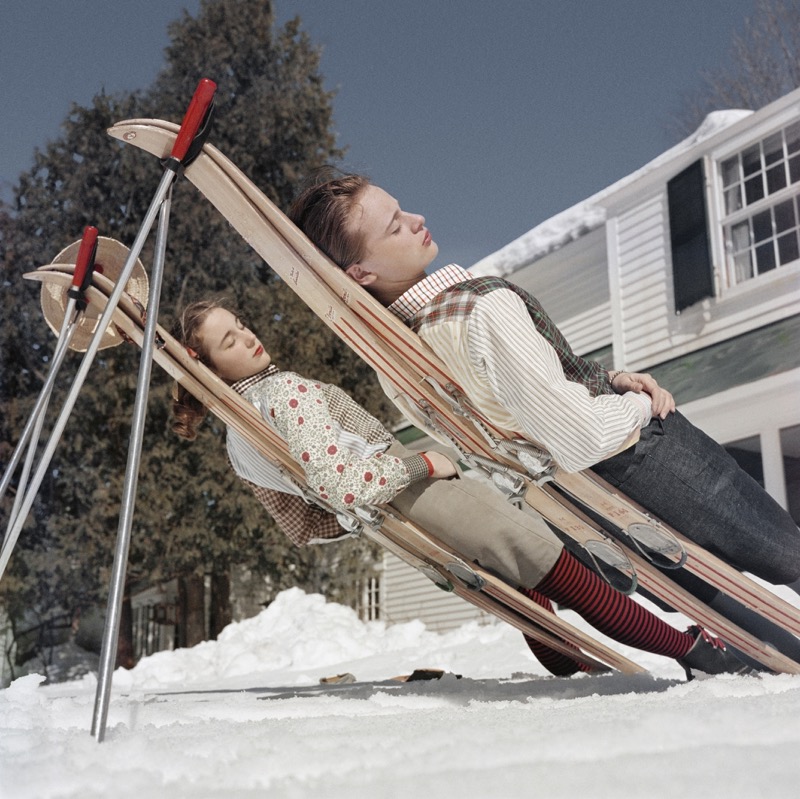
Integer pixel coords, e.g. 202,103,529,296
171,299,224,441
289,167,372,268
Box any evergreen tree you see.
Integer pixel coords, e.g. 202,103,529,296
1,0,387,676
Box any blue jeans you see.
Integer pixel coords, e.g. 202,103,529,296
591,411,800,586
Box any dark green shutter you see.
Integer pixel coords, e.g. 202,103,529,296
667,160,714,313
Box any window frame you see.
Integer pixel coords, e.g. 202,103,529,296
715,120,800,294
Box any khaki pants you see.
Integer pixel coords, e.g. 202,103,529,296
387,443,563,588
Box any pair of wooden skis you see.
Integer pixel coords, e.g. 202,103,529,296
25,264,646,674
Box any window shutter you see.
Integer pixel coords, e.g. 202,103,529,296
667,160,714,313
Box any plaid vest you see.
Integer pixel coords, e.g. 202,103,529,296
406,276,612,398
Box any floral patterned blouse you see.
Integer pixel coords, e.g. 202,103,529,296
234,368,430,514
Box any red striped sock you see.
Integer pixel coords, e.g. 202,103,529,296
532,549,693,659
520,590,586,676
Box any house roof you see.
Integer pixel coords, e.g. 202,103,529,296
469,109,753,279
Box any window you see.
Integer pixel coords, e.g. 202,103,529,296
133,602,178,660
720,121,800,286
359,576,381,621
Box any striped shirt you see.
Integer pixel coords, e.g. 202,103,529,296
386,265,651,473
226,366,430,545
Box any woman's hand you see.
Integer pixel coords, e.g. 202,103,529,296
424,451,458,479
611,371,676,419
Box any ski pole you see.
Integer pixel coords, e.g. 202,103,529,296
1,227,97,542
88,78,217,743
91,187,172,742
0,79,216,585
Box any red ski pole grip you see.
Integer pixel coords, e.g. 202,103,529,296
71,226,99,288
171,78,217,163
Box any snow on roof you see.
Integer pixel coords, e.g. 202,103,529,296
470,109,753,278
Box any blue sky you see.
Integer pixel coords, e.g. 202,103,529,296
1,0,756,267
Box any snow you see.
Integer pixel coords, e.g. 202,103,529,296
2,586,800,798
470,109,754,278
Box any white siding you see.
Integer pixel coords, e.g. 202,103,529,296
613,194,673,366
381,552,492,632
603,91,800,371
559,300,613,355
510,226,612,354
609,180,800,371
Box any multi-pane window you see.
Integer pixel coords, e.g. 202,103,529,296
721,121,800,285
133,602,178,660
359,576,381,621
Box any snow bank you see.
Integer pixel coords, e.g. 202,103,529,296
2,587,800,799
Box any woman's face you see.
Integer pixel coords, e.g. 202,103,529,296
346,185,438,296
199,307,271,382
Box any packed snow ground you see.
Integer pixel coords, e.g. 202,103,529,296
2,587,800,799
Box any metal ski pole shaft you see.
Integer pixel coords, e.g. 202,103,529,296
1,226,97,550
91,188,172,742
0,223,97,507
3,330,76,544
0,167,182,583
0,309,78,509
89,78,217,741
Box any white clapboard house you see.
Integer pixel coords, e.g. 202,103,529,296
377,87,800,632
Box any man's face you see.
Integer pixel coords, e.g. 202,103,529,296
346,185,439,298
200,307,271,382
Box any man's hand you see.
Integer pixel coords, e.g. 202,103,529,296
424,451,458,479
611,371,675,419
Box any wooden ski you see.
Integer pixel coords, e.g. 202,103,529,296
107,119,800,672
26,266,646,674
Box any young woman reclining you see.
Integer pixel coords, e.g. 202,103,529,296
171,299,747,679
